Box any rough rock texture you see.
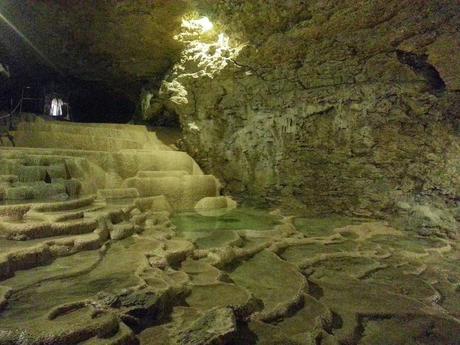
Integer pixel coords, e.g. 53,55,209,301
3,198,459,345
144,0,460,225
0,115,219,208
0,118,459,345
1,1,459,231
172,307,236,345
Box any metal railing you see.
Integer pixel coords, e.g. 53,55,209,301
0,98,21,130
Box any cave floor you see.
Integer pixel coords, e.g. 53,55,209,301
0,203,459,345
0,116,458,344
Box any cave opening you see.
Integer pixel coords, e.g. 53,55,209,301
67,81,135,123
0,73,136,123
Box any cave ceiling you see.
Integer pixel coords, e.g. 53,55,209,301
0,0,194,94
0,0,459,97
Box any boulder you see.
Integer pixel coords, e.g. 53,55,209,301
395,202,458,237
195,196,237,210
172,307,236,345
194,196,237,217
110,223,136,241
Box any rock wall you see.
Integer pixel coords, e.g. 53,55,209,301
143,0,460,222
2,0,459,225
0,62,8,78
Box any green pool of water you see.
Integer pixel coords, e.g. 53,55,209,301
294,215,366,236
172,208,282,232
3,205,458,345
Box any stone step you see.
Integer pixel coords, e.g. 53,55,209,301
136,170,190,178
0,148,205,203
16,120,170,150
0,243,53,280
32,195,96,213
0,229,108,281
17,165,48,182
0,158,23,175
12,130,145,152
123,175,220,210
0,204,33,221
0,217,98,240
18,120,148,136
0,163,69,182
18,121,167,147
0,175,17,183
23,196,104,223
0,147,204,177
18,118,149,133
26,209,85,223
97,188,139,200
3,182,67,201
0,153,68,166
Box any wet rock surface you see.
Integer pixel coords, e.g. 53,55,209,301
0,0,459,332
1,1,459,233
0,197,459,344
0,118,458,344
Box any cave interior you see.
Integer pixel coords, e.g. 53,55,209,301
0,1,459,344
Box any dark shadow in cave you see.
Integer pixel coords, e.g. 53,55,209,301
69,81,135,123
144,109,183,147
396,50,446,93
0,73,136,123
146,108,181,128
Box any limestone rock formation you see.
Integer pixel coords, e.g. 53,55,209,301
138,0,460,230
0,118,458,345
172,307,236,345
0,115,219,207
194,196,237,217
0,1,459,342
2,1,458,230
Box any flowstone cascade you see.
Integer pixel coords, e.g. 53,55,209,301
0,117,458,344
0,1,458,343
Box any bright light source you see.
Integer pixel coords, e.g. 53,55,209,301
182,16,214,33
165,14,245,105
217,33,229,49
195,17,213,32
188,122,200,131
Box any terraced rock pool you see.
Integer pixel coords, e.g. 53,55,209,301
0,206,459,345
